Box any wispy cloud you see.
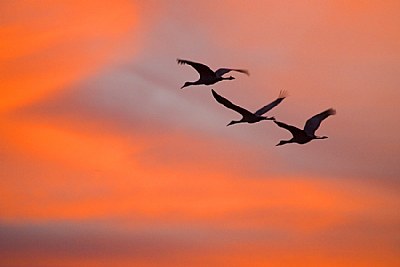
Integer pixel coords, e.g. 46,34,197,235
1,1,399,266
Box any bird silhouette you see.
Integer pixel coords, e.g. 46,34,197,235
212,89,288,126
177,59,249,89
274,108,336,146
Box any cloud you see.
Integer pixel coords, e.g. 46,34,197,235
1,214,399,267
1,1,399,266
0,0,137,112
0,221,214,266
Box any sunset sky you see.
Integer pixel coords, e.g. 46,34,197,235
1,1,399,266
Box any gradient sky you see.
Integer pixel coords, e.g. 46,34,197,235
1,1,399,266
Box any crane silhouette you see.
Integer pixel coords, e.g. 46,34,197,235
274,108,336,145
177,59,249,89
212,89,288,126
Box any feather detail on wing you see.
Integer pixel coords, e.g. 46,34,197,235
274,121,303,137
254,90,288,116
304,108,336,136
177,59,215,78
215,68,249,77
211,89,252,116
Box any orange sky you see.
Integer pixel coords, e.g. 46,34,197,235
1,1,399,266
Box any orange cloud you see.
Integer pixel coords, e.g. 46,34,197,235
0,0,137,112
1,111,398,236
1,1,399,266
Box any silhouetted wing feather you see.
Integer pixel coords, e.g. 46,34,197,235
274,121,303,137
211,90,252,116
215,68,249,77
177,59,215,78
254,90,288,116
304,108,336,135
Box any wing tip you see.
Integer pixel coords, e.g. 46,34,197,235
211,89,219,98
177,58,186,65
328,108,337,115
278,89,289,99
232,69,250,75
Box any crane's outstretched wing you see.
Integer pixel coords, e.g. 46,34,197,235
177,59,215,78
215,68,249,77
211,89,252,116
304,108,336,136
274,121,303,137
254,90,288,116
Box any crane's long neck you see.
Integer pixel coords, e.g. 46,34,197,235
221,76,234,81
276,139,293,146
181,81,198,89
227,120,241,126
261,116,275,121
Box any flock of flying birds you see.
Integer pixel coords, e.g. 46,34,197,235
177,59,336,146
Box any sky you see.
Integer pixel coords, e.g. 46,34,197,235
1,0,399,266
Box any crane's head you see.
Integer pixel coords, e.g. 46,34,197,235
227,120,240,126
276,140,291,146
180,81,192,89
